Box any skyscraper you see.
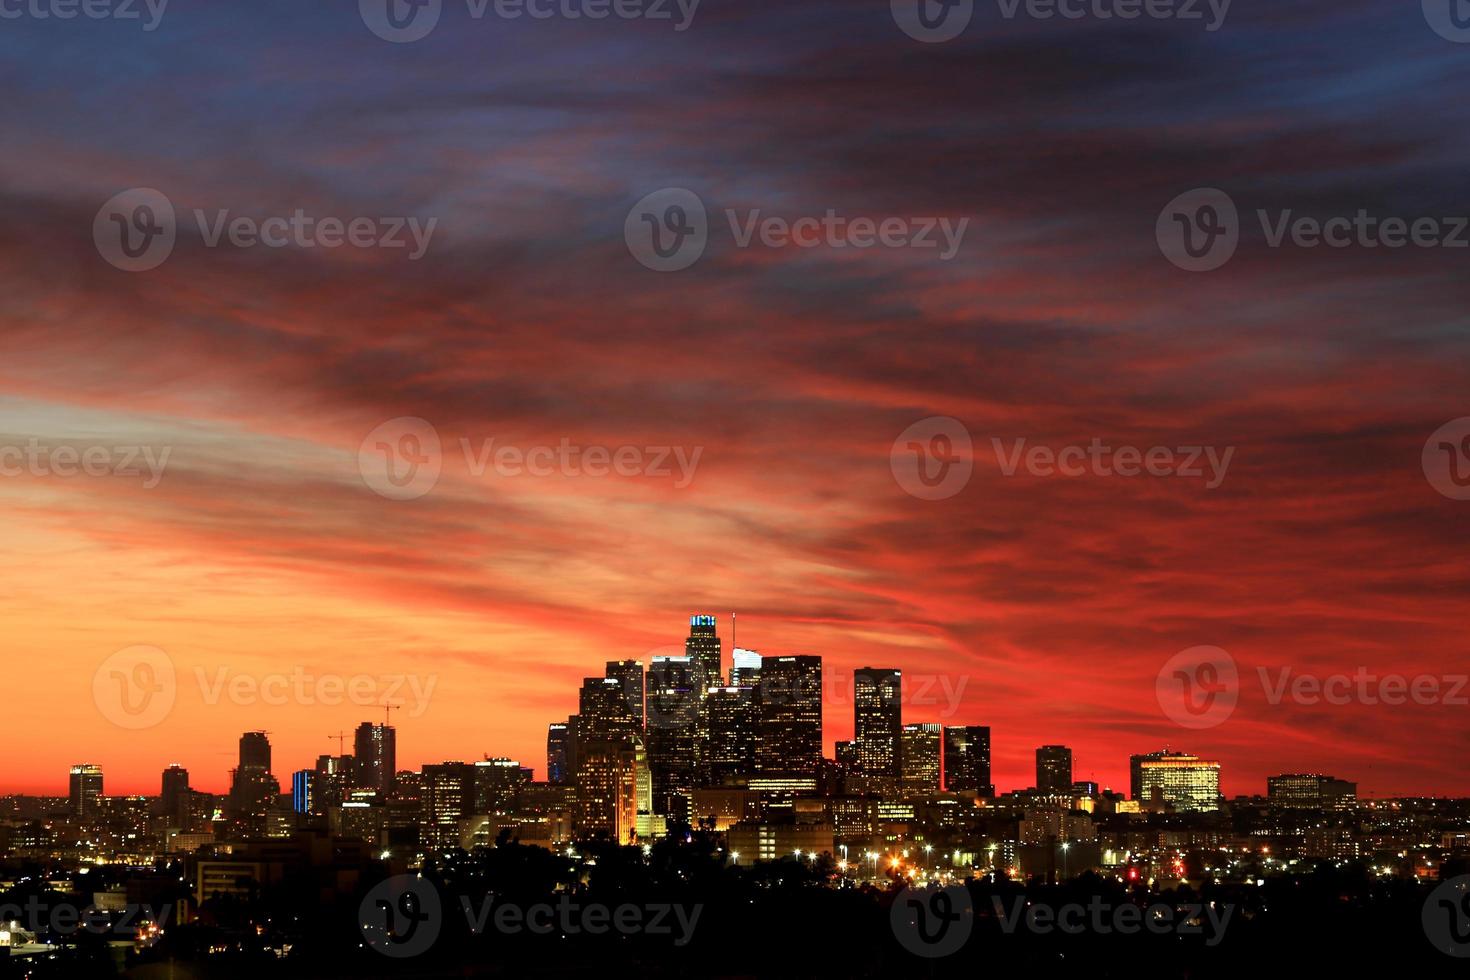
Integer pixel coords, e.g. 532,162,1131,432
291,769,318,814
702,685,756,786
853,668,902,779
578,676,641,744
575,735,655,842
239,731,271,772
354,722,397,795
755,655,822,775
685,614,723,692
730,648,762,688
943,726,993,796
69,764,103,817
901,723,942,790
160,764,190,818
1135,752,1221,812
474,758,532,812
605,659,645,729
645,655,698,814
547,722,571,785
1036,745,1073,792
421,762,476,851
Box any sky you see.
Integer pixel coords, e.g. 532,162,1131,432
2,0,1469,798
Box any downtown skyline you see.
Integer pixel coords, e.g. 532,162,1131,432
19,612,1444,801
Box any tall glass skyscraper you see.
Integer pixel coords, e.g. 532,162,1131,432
354,722,397,795
853,667,902,779
685,614,723,692
943,725,993,796
755,655,822,775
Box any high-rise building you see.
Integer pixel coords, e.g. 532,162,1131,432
854,668,902,779
575,735,655,842
942,726,993,796
229,731,279,833
605,659,645,729
354,722,397,795
1036,745,1073,792
1135,752,1221,812
160,764,190,818
755,655,822,775
645,655,698,814
291,770,318,814
1129,750,1169,800
578,676,641,744
474,758,532,812
901,723,942,790
835,740,859,771
703,685,756,786
239,731,272,772
730,648,762,688
685,615,723,692
69,764,103,817
547,722,571,785
421,762,477,851
1267,773,1356,808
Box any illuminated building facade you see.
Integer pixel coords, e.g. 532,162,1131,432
854,668,902,780
900,723,941,790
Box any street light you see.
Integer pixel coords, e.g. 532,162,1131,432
1061,842,1071,879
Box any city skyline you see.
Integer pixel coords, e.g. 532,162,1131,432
16,613,1416,802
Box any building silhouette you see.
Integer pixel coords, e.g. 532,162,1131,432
853,668,902,780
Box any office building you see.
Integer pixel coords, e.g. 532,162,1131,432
239,731,271,772
69,764,103,817
730,648,762,688
1036,745,1073,792
160,764,190,818
605,659,645,729
547,722,572,785
703,685,755,786
901,723,942,790
1267,773,1357,808
1134,752,1221,812
354,722,397,795
421,762,477,851
474,758,532,813
943,726,993,796
685,614,723,692
755,655,822,775
646,655,698,813
854,668,902,779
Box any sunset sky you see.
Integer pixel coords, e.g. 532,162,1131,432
3,0,1468,799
